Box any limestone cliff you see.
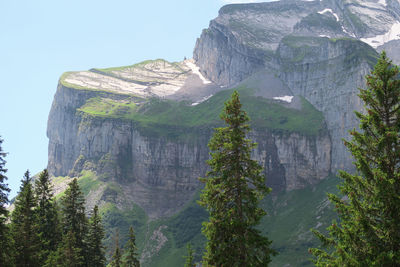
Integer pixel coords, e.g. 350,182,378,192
47,75,331,218
193,0,400,171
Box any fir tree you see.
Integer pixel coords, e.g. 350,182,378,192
111,229,122,267
45,230,84,267
34,169,61,264
87,205,106,267
60,178,88,266
310,52,400,265
123,226,140,267
183,243,194,267
11,170,40,267
199,91,276,266
0,137,12,267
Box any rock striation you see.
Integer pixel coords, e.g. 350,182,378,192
193,0,400,171
48,79,331,218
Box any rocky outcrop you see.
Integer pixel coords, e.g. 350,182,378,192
47,82,331,218
277,37,376,171
193,0,399,172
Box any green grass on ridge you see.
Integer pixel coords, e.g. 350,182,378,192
78,87,325,137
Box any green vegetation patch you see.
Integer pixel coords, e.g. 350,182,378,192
78,97,138,119
298,13,341,32
259,175,340,266
141,175,340,267
78,87,325,138
77,170,103,196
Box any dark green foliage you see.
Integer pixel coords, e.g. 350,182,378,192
110,229,122,267
199,91,276,266
35,169,61,264
311,52,400,265
123,226,140,267
45,230,84,267
87,205,106,267
11,170,40,267
60,178,88,265
183,243,195,267
0,137,11,266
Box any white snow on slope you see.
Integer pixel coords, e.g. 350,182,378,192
185,60,212,84
318,8,339,22
273,95,294,103
361,21,400,48
191,94,214,106
378,0,387,6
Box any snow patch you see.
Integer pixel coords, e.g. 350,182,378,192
342,25,356,37
361,21,400,48
191,94,213,106
185,59,212,84
318,8,339,22
319,34,331,38
273,95,294,103
378,0,387,6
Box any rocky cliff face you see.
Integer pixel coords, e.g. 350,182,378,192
193,0,400,171
48,80,331,218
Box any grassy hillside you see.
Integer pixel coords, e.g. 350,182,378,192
78,86,325,138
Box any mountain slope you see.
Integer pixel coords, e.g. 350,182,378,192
46,0,400,265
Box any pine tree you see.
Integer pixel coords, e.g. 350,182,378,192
183,243,194,267
111,229,122,267
45,230,84,267
199,91,276,266
11,170,40,267
35,169,61,264
87,205,106,267
310,52,400,265
123,226,140,267
60,178,88,266
0,137,12,267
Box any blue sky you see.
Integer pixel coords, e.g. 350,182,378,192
0,0,264,198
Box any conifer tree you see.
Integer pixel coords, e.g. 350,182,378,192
87,205,106,267
310,52,400,265
35,169,61,264
123,226,140,267
60,178,88,265
45,230,84,267
183,243,194,267
199,91,276,266
111,229,122,267
0,137,11,266
11,170,40,267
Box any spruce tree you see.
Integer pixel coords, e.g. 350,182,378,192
87,205,106,267
111,229,122,267
11,170,40,267
60,178,88,265
45,230,84,267
310,52,400,265
183,243,194,267
0,137,11,266
35,169,61,264
123,226,140,267
199,91,276,266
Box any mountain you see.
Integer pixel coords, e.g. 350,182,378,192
46,0,400,265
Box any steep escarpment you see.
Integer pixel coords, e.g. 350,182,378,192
48,77,331,218
193,0,399,171
277,36,377,170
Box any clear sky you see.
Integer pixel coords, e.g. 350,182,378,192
0,0,264,199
